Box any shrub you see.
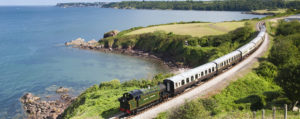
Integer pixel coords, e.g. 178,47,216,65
99,79,121,89
256,61,278,81
170,100,211,119
155,112,169,119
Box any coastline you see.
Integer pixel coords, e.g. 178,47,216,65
75,45,189,74
19,39,189,119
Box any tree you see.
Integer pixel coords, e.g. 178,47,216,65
269,39,299,67
276,64,300,109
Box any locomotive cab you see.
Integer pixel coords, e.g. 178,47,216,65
118,93,133,113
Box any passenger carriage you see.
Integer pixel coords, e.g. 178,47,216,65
163,62,217,95
237,43,256,59
212,51,241,74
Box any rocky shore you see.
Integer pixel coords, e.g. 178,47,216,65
66,38,185,71
65,30,187,72
20,87,75,119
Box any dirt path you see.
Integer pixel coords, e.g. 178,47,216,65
131,27,270,119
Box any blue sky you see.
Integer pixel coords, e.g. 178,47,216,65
0,0,121,6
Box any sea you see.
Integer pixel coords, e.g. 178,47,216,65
0,6,266,118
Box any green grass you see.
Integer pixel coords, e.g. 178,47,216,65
62,84,139,119
126,22,245,37
156,72,298,119
60,74,173,119
212,72,283,113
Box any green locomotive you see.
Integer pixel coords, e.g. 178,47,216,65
118,84,168,114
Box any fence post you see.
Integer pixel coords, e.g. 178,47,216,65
253,111,256,119
262,109,265,119
273,107,276,119
284,104,287,119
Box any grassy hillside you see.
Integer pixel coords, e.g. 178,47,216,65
126,22,245,37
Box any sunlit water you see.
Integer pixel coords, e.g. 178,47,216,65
0,6,265,118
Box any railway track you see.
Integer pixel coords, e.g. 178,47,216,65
110,21,269,119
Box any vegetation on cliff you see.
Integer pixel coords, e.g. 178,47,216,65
103,0,300,11
99,21,257,67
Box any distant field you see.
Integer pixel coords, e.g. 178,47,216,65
126,22,245,37
251,9,287,14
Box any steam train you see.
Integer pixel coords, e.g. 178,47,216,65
118,23,267,115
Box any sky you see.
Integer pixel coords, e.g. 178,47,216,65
0,0,211,6
0,0,121,6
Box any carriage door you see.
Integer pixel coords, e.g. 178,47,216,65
167,82,170,92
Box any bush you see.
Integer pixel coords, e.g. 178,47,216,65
155,112,169,119
99,79,121,89
256,61,278,81
170,100,211,119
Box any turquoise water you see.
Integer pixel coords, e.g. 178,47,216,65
0,6,265,118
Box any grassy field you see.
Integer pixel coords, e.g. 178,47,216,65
251,9,287,14
126,22,245,37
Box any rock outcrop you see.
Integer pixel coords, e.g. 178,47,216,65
20,90,75,119
103,30,119,38
65,38,98,47
65,38,85,46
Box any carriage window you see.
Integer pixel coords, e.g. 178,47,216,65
191,76,194,81
181,80,185,85
209,69,211,73
176,83,178,88
195,74,198,79
212,67,215,71
205,70,207,75
186,78,190,83
201,72,204,76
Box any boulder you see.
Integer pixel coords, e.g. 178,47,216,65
20,93,40,104
103,30,119,38
56,87,69,93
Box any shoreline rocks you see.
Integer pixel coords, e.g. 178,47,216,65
65,37,188,72
65,38,100,48
20,88,75,119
